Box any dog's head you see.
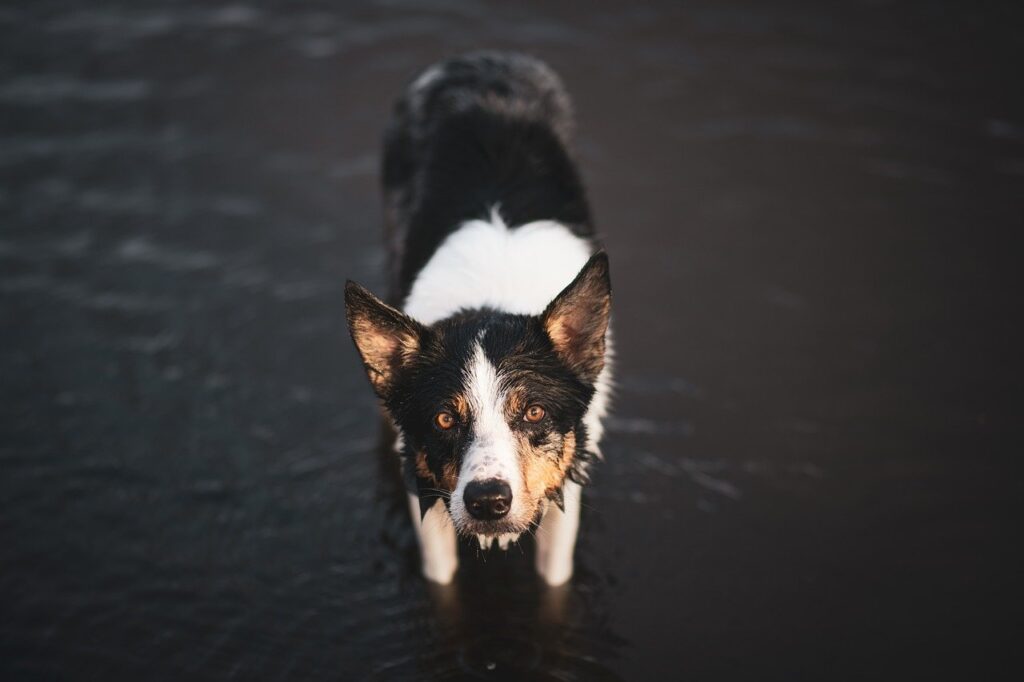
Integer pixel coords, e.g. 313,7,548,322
345,253,611,540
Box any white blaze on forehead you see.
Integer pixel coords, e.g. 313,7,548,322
461,342,519,485
449,341,524,519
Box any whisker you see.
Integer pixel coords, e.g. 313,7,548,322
417,488,451,499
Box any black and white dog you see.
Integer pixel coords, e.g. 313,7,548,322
345,52,611,586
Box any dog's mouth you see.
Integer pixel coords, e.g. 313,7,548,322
453,516,529,538
453,517,531,552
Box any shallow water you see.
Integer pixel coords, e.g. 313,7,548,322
2,1,1021,679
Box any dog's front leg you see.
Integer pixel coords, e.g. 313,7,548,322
407,494,458,584
534,480,581,586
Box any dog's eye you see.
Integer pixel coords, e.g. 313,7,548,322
434,411,456,430
523,405,546,423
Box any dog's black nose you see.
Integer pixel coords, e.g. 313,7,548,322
464,479,513,520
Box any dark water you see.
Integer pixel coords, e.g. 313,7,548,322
2,1,1022,679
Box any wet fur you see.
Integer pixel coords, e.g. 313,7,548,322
368,306,601,517
345,51,611,584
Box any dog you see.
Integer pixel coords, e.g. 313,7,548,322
345,52,612,586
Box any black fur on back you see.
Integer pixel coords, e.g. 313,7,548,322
381,51,597,302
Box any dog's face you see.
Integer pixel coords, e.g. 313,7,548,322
345,254,611,540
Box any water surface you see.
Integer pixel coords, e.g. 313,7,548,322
2,1,1021,679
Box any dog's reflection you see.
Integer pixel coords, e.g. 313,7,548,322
421,554,597,679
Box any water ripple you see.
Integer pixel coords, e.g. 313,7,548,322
115,237,220,272
0,76,152,103
47,5,263,39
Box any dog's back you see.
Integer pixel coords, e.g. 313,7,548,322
381,52,598,306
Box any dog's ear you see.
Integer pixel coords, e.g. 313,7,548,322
345,281,425,398
542,252,611,382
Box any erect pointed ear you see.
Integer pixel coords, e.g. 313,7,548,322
345,281,425,398
542,252,612,382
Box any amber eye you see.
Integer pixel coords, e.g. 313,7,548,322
434,411,456,430
524,405,546,423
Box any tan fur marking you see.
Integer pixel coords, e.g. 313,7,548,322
560,430,577,474
440,461,459,492
416,450,458,494
397,333,419,364
544,318,574,352
415,450,437,485
544,295,609,378
350,319,419,392
541,253,612,381
520,430,577,503
504,387,527,420
452,394,469,422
